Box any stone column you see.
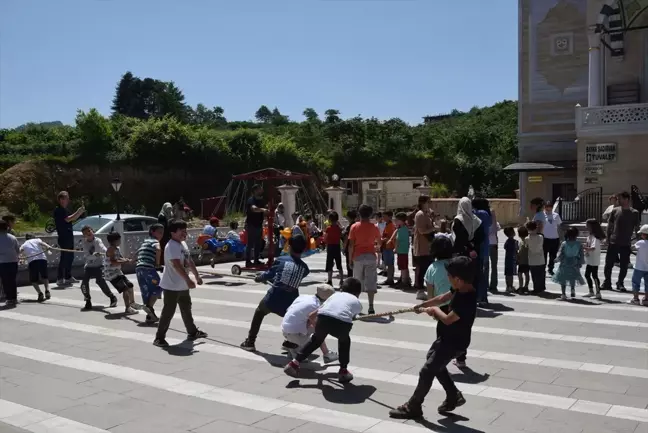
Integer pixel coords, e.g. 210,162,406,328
276,184,299,227
416,185,432,197
588,32,602,107
518,172,528,218
325,186,345,219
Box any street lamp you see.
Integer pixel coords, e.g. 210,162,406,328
331,173,339,187
111,178,122,221
423,175,429,187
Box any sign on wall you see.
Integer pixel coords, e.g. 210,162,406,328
528,176,543,183
585,143,617,163
584,177,599,184
584,164,604,175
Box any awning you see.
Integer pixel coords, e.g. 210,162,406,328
503,161,576,172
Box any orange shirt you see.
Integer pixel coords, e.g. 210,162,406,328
382,220,396,250
349,221,381,259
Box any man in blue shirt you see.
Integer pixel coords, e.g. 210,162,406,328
53,191,85,286
240,234,309,352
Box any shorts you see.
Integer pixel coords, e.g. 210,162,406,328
325,244,342,272
382,249,395,266
518,264,530,273
282,331,313,348
397,253,409,270
28,260,48,283
136,267,162,302
109,275,134,294
353,253,378,293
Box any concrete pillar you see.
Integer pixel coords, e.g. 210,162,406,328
325,186,345,219
276,184,299,227
519,172,528,217
416,185,432,197
588,32,602,107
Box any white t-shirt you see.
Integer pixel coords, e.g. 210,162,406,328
21,239,47,263
281,295,320,335
542,212,562,239
635,240,648,272
584,235,602,266
318,292,362,324
160,240,191,291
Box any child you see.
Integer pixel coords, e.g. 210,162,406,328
284,277,363,383
503,227,518,293
136,223,164,324
154,219,208,347
517,226,530,293
19,233,52,302
2,214,17,235
324,211,343,286
105,232,138,314
227,221,240,241
342,209,358,277
389,256,476,419
629,224,648,306
526,221,546,293
584,219,605,300
80,226,117,311
553,226,585,300
240,234,310,352
0,220,19,308
281,284,338,362
202,217,220,236
349,204,381,315
421,236,453,309
391,212,411,288
381,211,396,285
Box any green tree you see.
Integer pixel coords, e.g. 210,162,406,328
302,108,319,122
75,109,113,162
255,105,273,123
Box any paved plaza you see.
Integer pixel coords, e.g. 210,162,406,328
1,239,647,433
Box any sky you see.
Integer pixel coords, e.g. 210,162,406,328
0,0,517,129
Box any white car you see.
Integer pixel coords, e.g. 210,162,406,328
72,214,158,235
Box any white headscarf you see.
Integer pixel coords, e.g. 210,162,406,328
454,197,482,241
159,202,173,220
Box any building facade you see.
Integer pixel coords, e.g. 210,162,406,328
511,0,648,220
341,177,426,211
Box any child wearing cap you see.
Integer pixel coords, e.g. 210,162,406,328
630,224,648,306
281,284,339,363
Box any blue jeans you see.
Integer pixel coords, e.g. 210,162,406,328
631,269,648,294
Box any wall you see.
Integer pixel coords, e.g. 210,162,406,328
429,199,522,226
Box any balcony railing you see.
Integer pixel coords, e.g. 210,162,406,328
576,103,648,136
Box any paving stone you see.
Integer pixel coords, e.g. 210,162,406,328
191,419,271,433
250,414,308,432
570,388,648,409
517,381,578,398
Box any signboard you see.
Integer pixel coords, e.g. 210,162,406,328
585,143,617,163
528,176,543,183
584,164,603,175
584,177,599,184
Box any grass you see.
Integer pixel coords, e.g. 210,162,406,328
12,213,51,236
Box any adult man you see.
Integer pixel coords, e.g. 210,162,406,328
53,191,85,286
542,201,562,276
603,191,639,291
414,195,435,300
245,184,268,267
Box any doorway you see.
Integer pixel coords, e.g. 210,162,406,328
552,183,577,202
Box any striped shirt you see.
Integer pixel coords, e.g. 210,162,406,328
136,237,159,269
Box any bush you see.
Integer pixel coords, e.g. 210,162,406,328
22,202,41,222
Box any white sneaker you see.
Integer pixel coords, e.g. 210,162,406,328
416,290,428,301
323,351,339,363
560,294,567,301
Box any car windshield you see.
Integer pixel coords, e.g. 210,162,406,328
73,216,111,232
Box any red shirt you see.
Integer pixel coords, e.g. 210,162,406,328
349,221,381,258
325,224,342,245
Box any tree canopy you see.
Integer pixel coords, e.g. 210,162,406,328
0,71,519,197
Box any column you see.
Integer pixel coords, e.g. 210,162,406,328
518,172,528,218
416,185,432,197
324,186,345,219
588,32,602,107
276,184,299,227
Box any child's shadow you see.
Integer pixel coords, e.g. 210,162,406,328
451,366,489,385
286,374,377,405
206,281,246,287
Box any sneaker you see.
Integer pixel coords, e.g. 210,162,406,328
570,289,576,298
56,279,67,287
628,298,640,305
45,291,51,300
37,293,45,303
282,340,298,352
389,403,424,419
489,287,499,293
595,293,602,300
506,287,515,294
415,290,428,301
4,299,17,308
125,306,138,315
240,339,256,352
0,295,6,303
81,301,92,311
583,292,594,298
437,391,466,413
338,368,353,383
453,359,466,368
616,284,627,292
477,301,488,308
65,277,79,284
560,294,567,301
210,258,215,268
323,351,339,363
283,361,300,377
367,307,375,315
109,297,118,308
153,339,169,348
601,281,612,291
130,302,143,310
188,329,208,341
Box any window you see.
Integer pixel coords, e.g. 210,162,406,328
124,219,146,232
412,182,421,189
346,181,358,196
72,217,110,233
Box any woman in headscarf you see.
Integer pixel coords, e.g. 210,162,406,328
472,197,492,305
157,202,173,262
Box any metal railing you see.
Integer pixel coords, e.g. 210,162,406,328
556,187,603,223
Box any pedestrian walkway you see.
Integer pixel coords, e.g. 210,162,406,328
1,243,647,433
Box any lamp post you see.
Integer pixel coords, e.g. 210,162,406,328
111,178,122,221
331,173,340,188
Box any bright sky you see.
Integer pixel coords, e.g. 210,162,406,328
0,0,517,129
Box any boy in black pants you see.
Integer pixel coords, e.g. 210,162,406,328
284,277,363,383
389,256,477,419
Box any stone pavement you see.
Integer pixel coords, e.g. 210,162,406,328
1,238,647,433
